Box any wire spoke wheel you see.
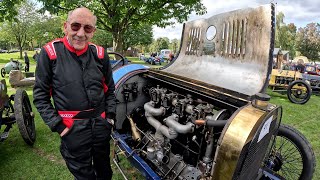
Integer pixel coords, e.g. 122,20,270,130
14,89,36,145
264,124,315,180
1,68,6,78
287,80,311,104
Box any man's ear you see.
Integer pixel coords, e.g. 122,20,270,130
63,22,68,34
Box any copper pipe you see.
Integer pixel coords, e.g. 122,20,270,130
126,115,141,142
194,120,206,125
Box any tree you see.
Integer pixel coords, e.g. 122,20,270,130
0,23,14,49
1,1,41,58
170,38,180,54
91,29,113,48
29,16,65,48
0,0,21,21
296,23,320,61
37,0,206,53
275,12,297,58
149,37,169,53
123,24,153,51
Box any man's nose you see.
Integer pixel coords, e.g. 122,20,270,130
76,27,86,36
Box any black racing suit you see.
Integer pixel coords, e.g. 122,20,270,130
33,37,116,180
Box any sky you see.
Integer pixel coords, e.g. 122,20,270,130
153,0,320,40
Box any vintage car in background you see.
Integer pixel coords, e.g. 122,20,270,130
269,69,312,104
142,56,165,65
269,55,312,104
110,4,315,180
303,64,320,94
1,59,24,78
305,64,320,76
0,79,36,145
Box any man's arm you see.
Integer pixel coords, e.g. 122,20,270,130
33,48,66,134
103,52,116,121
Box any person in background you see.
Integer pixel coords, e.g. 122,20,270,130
33,51,40,63
24,52,30,72
33,7,116,180
295,59,306,73
281,60,290,70
168,53,175,62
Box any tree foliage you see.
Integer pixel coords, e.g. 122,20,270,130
296,23,320,61
149,37,169,53
1,1,41,58
37,0,206,53
29,16,65,48
123,24,153,51
91,29,113,48
0,23,13,49
0,0,21,21
169,38,180,54
275,12,297,58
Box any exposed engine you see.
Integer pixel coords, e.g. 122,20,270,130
111,4,292,180
117,82,234,179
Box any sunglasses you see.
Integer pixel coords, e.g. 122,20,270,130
70,22,95,33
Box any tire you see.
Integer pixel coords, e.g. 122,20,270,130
263,124,315,180
14,89,36,145
287,80,312,104
1,68,6,78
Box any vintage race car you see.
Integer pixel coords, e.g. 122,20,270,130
303,64,320,93
269,69,312,104
303,73,320,93
0,79,36,145
1,59,24,78
111,4,315,180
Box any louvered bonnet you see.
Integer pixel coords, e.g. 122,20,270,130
160,4,275,100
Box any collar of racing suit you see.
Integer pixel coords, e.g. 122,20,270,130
63,36,88,56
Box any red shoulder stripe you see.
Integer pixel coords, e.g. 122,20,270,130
89,43,104,59
43,38,62,60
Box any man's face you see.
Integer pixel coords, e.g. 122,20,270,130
64,9,96,50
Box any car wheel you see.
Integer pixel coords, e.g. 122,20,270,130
287,80,312,104
14,89,36,145
1,68,6,78
263,124,315,180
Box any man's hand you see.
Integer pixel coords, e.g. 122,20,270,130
107,118,115,129
60,127,70,137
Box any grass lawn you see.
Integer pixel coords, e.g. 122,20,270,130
0,52,318,179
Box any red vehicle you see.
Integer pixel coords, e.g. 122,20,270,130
305,64,320,75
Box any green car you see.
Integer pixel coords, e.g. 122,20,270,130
1,59,24,78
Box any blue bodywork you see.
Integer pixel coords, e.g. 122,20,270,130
112,64,149,84
112,132,161,180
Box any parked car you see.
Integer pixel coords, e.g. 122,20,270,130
0,49,8,53
305,64,320,76
7,49,19,53
149,56,164,65
160,49,172,59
